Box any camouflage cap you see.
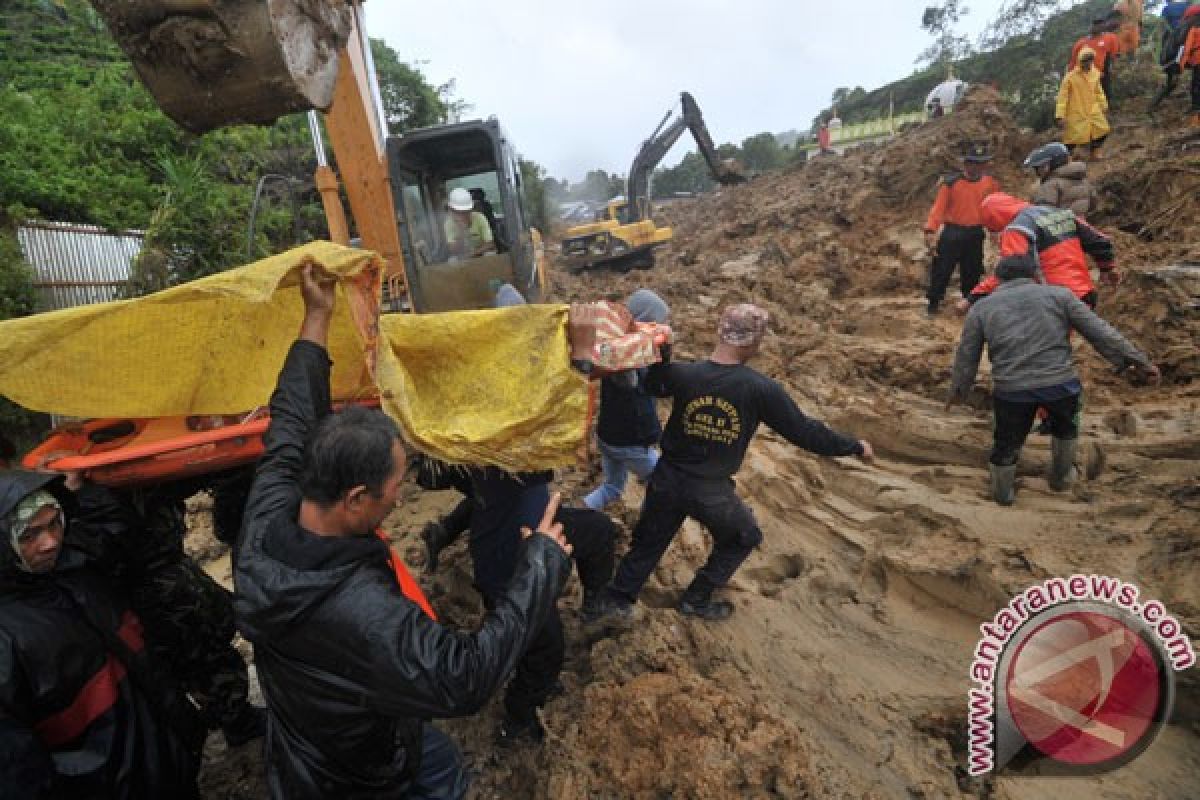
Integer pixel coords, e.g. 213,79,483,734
718,303,769,347
6,490,60,540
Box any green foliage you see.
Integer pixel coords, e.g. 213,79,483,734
653,151,718,197
518,157,552,231
815,0,1115,131
0,0,458,295
0,229,41,450
0,231,37,318
739,132,786,172
370,39,451,134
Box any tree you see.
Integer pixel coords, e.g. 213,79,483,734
653,151,717,197
918,0,972,66
369,39,449,135
518,157,554,231
978,0,1068,49
739,132,785,172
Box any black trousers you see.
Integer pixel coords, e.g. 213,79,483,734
991,393,1081,466
928,225,985,309
1149,64,1181,110
609,462,762,604
467,485,616,724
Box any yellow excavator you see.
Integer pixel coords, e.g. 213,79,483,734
87,0,545,312
561,92,745,272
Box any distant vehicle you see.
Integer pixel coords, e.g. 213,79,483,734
560,92,745,272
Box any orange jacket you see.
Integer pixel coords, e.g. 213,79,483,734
971,193,1116,301
1184,23,1200,68
1069,33,1121,71
923,173,1000,232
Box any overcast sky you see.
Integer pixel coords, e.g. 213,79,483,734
367,1,1014,182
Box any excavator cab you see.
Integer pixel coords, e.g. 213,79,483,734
387,119,544,312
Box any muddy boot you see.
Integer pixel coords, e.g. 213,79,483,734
989,464,1017,506
583,589,636,628
1048,437,1079,491
678,576,734,621
496,714,545,747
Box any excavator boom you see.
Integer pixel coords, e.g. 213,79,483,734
625,91,745,223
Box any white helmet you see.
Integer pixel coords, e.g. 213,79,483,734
447,187,474,212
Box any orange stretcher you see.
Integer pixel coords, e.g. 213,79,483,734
23,398,380,488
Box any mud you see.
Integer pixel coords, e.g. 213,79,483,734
197,87,1199,798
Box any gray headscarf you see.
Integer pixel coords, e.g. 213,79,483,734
625,289,669,324
493,283,527,308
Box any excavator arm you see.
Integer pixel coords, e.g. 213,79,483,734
625,92,745,223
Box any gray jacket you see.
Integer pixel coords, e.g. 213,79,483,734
953,279,1150,395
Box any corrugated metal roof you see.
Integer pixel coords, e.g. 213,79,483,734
16,220,143,311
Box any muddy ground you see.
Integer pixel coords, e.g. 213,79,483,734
196,87,1199,798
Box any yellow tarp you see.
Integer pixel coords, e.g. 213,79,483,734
0,242,588,470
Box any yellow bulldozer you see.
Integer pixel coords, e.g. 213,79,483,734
560,92,745,272
87,0,545,312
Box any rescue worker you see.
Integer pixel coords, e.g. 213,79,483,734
73,483,266,747
1056,47,1111,161
0,470,203,799
922,142,1000,316
233,264,577,799
1149,1,1197,112
949,254,1159,505
965,192,1120,309
584,289,669,511
444,186,496,260
1112,0,1144,57
1025,142,1098,217
817,121,833,153
1182,4,1200,125
1068,17,1122,101
590,304,874,622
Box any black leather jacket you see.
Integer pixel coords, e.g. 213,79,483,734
234,340,570,799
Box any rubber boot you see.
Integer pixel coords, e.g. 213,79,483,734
1048,437,1079,491
679,575,734,621
989,464,1017,506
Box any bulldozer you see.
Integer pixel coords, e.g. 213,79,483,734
561,92,745,272
86,0,545,311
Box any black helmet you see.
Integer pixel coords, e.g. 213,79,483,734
962,141,993,163
1023,142,1070,170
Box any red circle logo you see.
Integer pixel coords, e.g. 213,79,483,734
1005,611,1162,766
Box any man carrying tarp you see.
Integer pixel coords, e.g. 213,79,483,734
590,304,874,622
233,264,580,799
949,254,1159,505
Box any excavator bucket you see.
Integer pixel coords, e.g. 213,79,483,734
89,0,353,133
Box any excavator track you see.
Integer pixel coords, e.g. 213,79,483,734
89,0,353,133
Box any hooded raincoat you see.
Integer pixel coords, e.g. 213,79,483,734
0,470,201,800
1056,50,1111,146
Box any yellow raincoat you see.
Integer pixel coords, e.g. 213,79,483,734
1056,50,1110,146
